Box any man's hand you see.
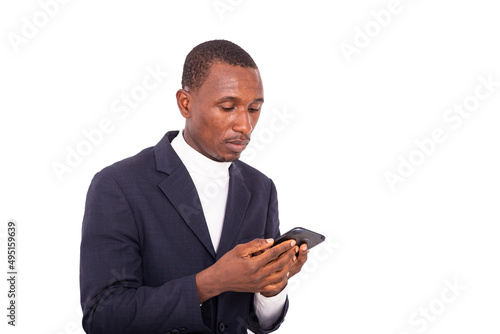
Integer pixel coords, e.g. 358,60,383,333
288,243,308,279
257,241,309,279
257,241,309,298
196,238,298,303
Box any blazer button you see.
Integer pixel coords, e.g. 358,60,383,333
218,321,226,332
172,330,180,334
180,329,187,333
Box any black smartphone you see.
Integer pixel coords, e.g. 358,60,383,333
274,227,325,250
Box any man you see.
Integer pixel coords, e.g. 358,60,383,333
80,40,308,334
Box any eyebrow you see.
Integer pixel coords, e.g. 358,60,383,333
217,96,264,103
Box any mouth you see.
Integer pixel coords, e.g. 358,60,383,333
225,139,250,153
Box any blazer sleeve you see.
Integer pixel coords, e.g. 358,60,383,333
248,179,289,334
80,170,209,334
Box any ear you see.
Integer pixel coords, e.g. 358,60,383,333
176,88,192,119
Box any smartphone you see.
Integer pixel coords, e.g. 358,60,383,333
274,227,325,250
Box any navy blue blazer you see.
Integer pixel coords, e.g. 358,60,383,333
80,131,288,334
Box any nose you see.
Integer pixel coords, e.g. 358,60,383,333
232,109,253,135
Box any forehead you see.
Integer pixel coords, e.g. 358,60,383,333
198,62,263,99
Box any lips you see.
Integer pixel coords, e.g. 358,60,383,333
225,139,249,153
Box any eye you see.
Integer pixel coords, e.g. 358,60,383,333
249,105,261,113
219,106,235,111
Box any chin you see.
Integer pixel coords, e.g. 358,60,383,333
221,156,241,163
213,152,241,162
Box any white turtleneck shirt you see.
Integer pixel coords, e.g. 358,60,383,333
170,130,287,329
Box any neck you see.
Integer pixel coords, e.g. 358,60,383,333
171,130,232,179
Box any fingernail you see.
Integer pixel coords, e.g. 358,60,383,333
302,244,307,251
295,246,299,253
290,240,296,247
287,272,290,277
293,256,297,262
266,238,274,244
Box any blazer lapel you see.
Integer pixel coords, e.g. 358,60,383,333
216,163,251,259
154,131,216,259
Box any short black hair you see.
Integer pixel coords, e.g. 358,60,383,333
181,39,258,92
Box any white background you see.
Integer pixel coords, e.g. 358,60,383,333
1,0,500,333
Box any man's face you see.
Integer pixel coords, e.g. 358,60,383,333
180,62,264,162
